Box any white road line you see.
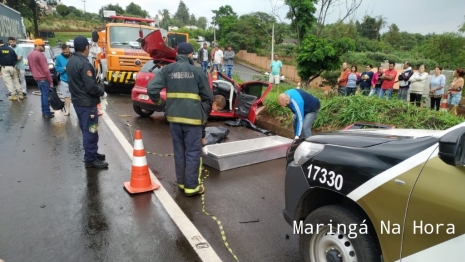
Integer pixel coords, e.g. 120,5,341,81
101,113,222,262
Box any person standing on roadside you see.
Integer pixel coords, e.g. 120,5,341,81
379,61,397,99
0,39,23,101
27,39,54,118
147,42,212,197
429,66,446,111
210,44,223,73
197,43,209,74
67,36,108,169
269,54,283,93
369,66,384,97
397,61,414,101
360,64,374,96
337,62,350,96
8,37,27,97
55,44,72,115
223,45,235,79
408,64,428,107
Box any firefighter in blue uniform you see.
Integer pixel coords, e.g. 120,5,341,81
67,36,108,168
147,42,212,196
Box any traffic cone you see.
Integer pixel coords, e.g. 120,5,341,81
97,104,103,116
124,130,160,194
212,68,218,81
440,94,448,112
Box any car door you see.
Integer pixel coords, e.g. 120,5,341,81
234,81,273,123
400,144,465,260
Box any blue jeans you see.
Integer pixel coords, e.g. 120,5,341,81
170,123,202,191
74,105,99,162
293,109,319,139
369,87,381,97
338,86,347,96
347,87,357,96
225,65,233,79
210,63,221,72
378,89,393,99
36,80,51,115
398,87,409,101
448,93,462,105
201,61,208,74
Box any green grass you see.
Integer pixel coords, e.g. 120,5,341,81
263,90,464,132
47,32,92,47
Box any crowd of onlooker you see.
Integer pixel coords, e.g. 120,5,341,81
336,61,465,110
196,43,235,79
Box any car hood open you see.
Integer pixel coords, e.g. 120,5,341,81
140,30,177,63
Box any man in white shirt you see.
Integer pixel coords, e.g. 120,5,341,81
210,45,223,74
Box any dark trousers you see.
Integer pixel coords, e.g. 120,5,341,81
170,123,202,192
410,93,422,107
74,105,99,162
36,80,51,115
431,97,441,111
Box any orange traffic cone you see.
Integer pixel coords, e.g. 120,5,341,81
124,130,160,194
212,68,218,81
440,94,448,112
97,104,103,116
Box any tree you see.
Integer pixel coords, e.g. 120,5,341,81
285,0,317,42
99,4,124,21
296,35,355,84
356,15,378,40
374,15,388,41
189,39,200,51
174,1,190,25
159,9,171,29
382,23,402,48
5,0,57,36
459,16,465,33
189,14,196,26
212,5,238,41
56,4,69,18
314,0,363,37
125,2,148,18
197,16,207,30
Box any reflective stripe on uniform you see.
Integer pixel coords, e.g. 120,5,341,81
166,116,202,125
166,92,201,100
184,157,202,194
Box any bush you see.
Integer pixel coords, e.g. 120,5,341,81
263,91,464,131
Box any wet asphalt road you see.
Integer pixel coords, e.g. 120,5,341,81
0,48,300,262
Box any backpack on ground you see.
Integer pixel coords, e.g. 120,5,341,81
48,88,64,111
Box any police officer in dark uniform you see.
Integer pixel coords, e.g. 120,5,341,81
67,36,108,168
147,42,212,197
0,39,23,101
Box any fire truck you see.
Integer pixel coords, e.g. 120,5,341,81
92,15,188,91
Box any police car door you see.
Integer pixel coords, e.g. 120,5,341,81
399,128,465,261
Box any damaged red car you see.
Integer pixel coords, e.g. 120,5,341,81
131,30,273,124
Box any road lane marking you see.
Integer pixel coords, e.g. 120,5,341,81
101,113,222,262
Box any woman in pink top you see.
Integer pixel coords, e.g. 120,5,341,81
369,66,383,97
447,68,465,106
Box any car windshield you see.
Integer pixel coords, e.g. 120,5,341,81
22,46,52,60
166,33,187,48
109,26,154,49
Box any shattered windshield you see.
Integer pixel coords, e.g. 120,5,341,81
109,26,154,49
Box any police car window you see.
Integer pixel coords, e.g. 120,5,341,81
22,46,52,59
109,26,154,48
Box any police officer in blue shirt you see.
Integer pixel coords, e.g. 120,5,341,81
67,36,108,168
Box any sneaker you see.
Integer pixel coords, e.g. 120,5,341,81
97,153,106,160
42,114,54,119
23,92,27,97
85,159,108,168
8,95,17,101
184,185,205,197
18,93,24,100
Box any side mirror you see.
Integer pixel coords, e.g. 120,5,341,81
438,126,465,166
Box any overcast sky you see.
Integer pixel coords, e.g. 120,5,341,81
61,0,465,35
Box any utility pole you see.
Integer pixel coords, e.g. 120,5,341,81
82,0,86,19
213,19,216,45
271,23,274,61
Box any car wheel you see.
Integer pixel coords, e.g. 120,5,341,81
300,205,380,262
133,104,154,117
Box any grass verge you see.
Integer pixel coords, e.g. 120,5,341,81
46,32,92,47
263,90,464,132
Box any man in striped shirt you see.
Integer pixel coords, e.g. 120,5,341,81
278,88,320,139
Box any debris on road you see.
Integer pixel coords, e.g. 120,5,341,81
225,118,275,135
239,219,260,223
